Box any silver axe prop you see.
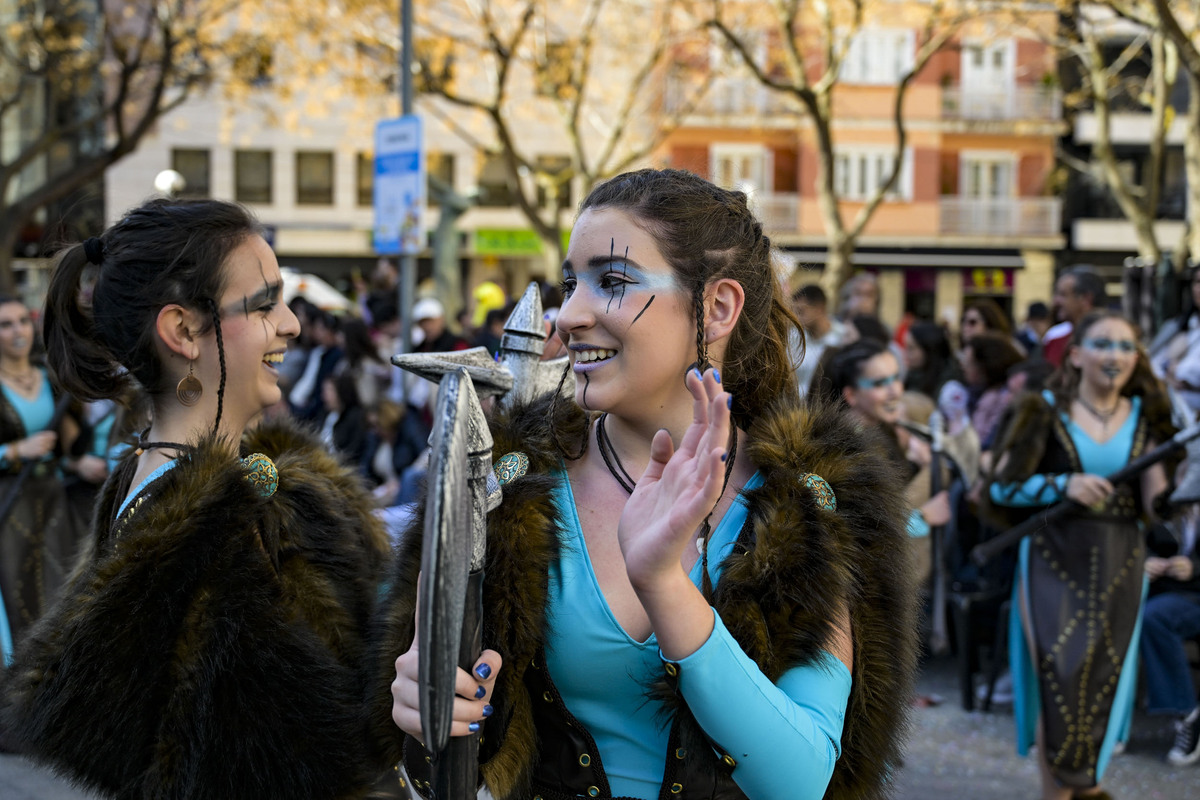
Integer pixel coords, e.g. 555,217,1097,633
393,282,569,799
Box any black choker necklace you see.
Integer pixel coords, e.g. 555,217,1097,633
135,429,194,457
1077,395,1121,426
595,412,739,599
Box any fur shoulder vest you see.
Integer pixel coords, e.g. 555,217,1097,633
2,419,391,800
368,395,917,800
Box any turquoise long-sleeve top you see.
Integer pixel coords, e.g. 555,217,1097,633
544,470,851,800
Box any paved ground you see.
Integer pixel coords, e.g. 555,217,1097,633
1,654,1195,799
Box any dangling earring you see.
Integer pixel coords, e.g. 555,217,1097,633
177,360,203,406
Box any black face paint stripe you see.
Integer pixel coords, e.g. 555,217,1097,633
581,373,591,409
631,295,655,326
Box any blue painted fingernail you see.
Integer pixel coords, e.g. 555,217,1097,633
693,367,702,379
474,685,486,699
474,663,492,680
713,368,721,383
469,721,481,733
727,396,733,409
482,704,493,717
721,452,728,462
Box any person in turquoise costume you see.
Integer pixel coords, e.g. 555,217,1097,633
988,309,1175,800
1,199,393,798
0,294,79,664
371,169,918,800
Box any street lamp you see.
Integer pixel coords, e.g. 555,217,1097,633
154,169,185,198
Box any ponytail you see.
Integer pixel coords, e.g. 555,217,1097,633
43,241,127,401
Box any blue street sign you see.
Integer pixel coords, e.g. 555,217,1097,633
374,115,425,255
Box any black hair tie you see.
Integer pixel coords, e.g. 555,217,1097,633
82,237,105,265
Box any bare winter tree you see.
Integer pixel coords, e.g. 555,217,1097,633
702,0,967,297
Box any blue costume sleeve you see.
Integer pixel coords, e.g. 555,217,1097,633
989,473,1068,508
665,611,850,800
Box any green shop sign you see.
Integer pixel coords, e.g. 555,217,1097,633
473,228,572,256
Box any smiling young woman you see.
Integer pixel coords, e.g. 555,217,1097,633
374,169,918,800
1,199,393,798
988,310,1176,800
0,295,79,665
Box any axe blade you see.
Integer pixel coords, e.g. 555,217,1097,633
418,369,471,755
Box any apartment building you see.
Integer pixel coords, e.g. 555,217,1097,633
659,13,1067,328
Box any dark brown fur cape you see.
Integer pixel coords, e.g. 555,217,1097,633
1,419,391,800
367,395,917,800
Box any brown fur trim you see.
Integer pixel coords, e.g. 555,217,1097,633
3,418,390,799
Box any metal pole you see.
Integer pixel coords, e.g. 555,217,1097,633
398,0,417,356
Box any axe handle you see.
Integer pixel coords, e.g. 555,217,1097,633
431,568,484,800
970,424,1200,566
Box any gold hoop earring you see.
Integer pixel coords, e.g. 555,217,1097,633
177,360,203,406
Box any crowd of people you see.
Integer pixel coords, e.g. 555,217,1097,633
0,173,1196,800
794,264,1200,799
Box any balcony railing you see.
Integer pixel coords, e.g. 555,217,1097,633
752,192,800,234
941,86,1062,122
665,76,798,118
939,197,1062,238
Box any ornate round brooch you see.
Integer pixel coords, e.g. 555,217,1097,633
800,472,837,511
240,452,279,498
493,451,530,486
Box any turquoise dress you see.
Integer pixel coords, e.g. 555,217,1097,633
0,370,75,665
992,391,1147,788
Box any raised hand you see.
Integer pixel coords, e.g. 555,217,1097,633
618,367,732,592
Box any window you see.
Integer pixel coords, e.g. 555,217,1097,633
235,150,272,203
711,144,770,193
427,152,455,207
535,155,573,210
357,152,373,207
840,28,915,85
171,149,210,198
476,153,514,207
833,147,912,201
296,151,334,205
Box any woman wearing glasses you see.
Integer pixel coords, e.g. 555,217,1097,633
988,310,1175,800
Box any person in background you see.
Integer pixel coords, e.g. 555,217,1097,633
372,169,917,800
959,299,1014,350
1141,498,1200,767
2,198,391,797
790,284,846,397
961,331,1024,450
288,308,342,423
1042,266,1105,367
903,321,960,404
1016,301,1052,356
813,338,953,575
988,310,1174,800
1149,265,1200,419
0,295,78,664
837,272,880,321
319,372,368,468
472,307,509,356
336,316,390,413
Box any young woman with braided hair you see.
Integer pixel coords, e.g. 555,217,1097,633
373,169,917,800
988,310,1175,800
1,198,392,798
